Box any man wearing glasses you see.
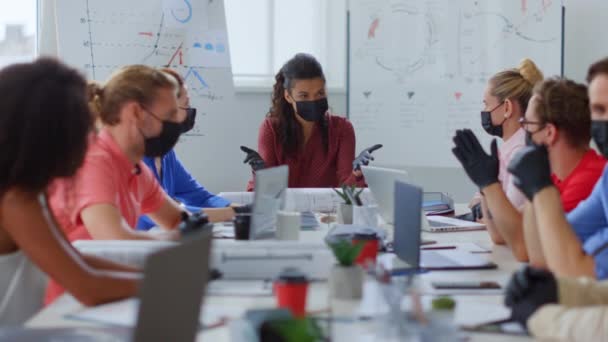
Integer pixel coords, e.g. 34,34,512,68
451,76,605,265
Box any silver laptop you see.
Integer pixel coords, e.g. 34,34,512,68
393,181,496,270
251,165,288,239
133,231,212,341
2,232,213,341
362,166,485,232
362,166,409,224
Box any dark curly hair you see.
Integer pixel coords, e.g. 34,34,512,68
0,58,92,195
268,53,328,158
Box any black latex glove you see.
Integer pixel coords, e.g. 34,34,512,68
471,202,483,221
178,212,211,238
452,129,499,189
507,144,553,201
505,266,558,328
353,144,383,171
240,146,265,172
233,204,253,214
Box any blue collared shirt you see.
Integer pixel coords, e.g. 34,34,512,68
567,165,608,278
136,150,230,230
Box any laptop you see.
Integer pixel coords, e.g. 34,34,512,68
133,231,212,341
361,166,409,224
393,181,496,271
3,232,213,341
362,166,485,232
250,165,289,239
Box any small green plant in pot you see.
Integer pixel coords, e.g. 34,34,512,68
260,317,326,342
326,238,365,299
334,185,364,224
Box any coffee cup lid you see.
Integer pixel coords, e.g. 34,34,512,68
276,267,308,283
353,232,379,241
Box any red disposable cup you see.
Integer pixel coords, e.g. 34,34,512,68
274,268,309,318
353,234,379,267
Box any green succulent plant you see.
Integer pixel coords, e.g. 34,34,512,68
333,184,364,206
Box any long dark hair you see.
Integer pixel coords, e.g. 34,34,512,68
268,53,328,158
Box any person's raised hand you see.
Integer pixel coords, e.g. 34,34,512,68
353,144,383,171
507,144,553,201
240,146,265,172
451,129,499,190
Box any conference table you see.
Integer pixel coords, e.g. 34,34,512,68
27,206,531,341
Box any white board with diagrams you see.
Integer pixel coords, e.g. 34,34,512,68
348,0,563,168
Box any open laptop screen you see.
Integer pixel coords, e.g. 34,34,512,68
251,165,288,239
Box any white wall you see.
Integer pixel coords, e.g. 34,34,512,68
563,0,608,82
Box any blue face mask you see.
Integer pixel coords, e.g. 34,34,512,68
295,98,329,122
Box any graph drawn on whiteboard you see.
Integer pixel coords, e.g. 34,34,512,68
349,0,562,168
56,0,233,138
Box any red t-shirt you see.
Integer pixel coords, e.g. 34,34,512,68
247,114,365,190
552,149,607,212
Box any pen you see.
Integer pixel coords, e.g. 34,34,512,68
421,246,456,250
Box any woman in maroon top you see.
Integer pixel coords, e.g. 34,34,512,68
243,53,381,190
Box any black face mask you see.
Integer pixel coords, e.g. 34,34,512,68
140,108,183,157
525,131,534,146
481,102,506,138
181,107,197,133
592,121,608,158
295,98,329,122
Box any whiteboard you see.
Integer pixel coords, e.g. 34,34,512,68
54,0,247,192
348,0,563,168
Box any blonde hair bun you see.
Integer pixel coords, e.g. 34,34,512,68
518,58,544,86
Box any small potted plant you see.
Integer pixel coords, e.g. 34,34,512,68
326,238,365,299
334,185,364,224
260,316,326,342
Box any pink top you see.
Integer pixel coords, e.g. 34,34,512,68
48,129,166,242
247,114,365,191
498,128,527,211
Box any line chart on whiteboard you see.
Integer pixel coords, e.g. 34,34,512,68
56,0,234,138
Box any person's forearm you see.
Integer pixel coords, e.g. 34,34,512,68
528,304,608,341
90,227,177,241
533,187,595,277
203,207,235,223
557,277,608,306
523,203,547,268
482,183,528,261
480,197,506,245
83,254,140,273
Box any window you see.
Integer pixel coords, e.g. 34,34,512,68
225,0,346,91
0,0,38,69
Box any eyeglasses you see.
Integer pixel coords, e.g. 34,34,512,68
518,117,546,133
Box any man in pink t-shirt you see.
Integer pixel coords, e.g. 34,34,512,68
49,130,169,242
45,65,236,304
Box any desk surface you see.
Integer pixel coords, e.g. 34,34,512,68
27,210,529,341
